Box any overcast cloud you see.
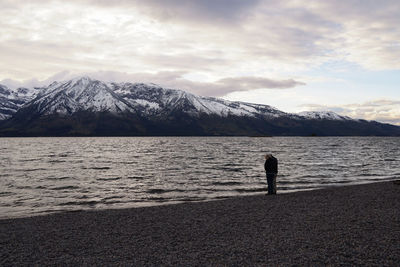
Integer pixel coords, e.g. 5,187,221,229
2,0,399,79
0,70,305,97
0,0,399,124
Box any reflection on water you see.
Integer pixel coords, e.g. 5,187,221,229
0,137,399,218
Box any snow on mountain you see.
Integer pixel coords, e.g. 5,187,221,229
27,76,135,115
110,81,284,118
0,84,40,120
12,76,284,118
0,76,353,122
298,111,353,121
0,85,15,120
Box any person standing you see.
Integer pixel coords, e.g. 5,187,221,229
264,154,278,194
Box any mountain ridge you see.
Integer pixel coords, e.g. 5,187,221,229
0,76,399,136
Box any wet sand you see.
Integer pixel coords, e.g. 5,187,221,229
1,181,399,266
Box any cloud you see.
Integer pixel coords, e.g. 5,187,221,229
155,76,305,97
213,77,305,95
1,0,400,83
309,1,400,70
87,71,305,97
85,0,261,25
300,99,400,126
218,77,304,89
0,71,72,89
1,70,305,97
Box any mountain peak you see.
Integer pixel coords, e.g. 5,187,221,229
67,75,94,86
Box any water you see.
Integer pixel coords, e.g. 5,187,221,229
0,137,399,219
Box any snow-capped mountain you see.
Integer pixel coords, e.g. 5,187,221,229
0,76,399,136
29,77,132,115
1,76,287,119
109,80,286,118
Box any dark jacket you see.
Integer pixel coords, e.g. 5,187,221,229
264,156,278,174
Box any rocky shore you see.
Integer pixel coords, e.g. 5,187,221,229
1,181,399,266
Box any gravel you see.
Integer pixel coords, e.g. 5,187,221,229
1,181,399,266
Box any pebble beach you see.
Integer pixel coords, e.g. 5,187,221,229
1,181,399,266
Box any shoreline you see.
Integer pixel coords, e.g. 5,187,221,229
1,181,399,265
2,180,395,221
0,179,400,222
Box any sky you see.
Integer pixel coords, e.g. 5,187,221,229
0,0,399,125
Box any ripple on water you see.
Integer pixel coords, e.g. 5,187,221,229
51,186,81,190
20,158,39,162
58,200,101,206
15,168,47,172
1,136,399,219
0,191,15,197
235,188,266,193
146,188,186,194
45,176,72,180
96,177,121,181
82,167,111,170
48,160,66,163
127,176,144,180
211,181,243,186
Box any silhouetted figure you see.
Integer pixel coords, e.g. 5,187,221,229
264,154,278,194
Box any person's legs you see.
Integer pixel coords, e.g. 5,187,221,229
266,173,277,195
266,173,274,194
272,174,277,194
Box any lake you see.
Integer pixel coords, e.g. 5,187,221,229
1,137,399,219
